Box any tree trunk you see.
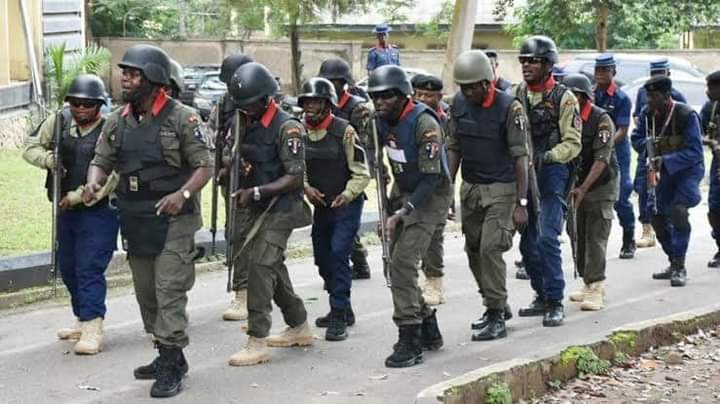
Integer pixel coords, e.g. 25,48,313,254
593,0,609,52
441,0,478,93
289,19,302,95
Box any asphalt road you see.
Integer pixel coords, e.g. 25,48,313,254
1,207,719,404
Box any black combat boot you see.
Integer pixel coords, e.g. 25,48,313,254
385,325,423,368
351,263,371,280
518,294,545,317
670,258,687,287
709,251,720,268
325,307,349,341
420,309,443,351
472,308,507,341
134,343,189,380
542,300,565,327
619,231,636,259
471,303,513,330
652,260,673,280
315,306,355,328
150,345,184,398
515,267,530,280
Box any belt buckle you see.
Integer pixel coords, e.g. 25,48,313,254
129,176,139,192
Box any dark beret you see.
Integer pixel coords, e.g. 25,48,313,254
707,70,720,84
644,76,672,93
411,73,443,91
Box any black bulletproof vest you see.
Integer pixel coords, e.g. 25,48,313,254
577,105,614,190
518,82,567,157
305,116,351,203
452,91,516,184
60,119,104,194
334,93,364,122
654,102,694,156
116,100,192,214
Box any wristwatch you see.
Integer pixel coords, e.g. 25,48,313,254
517,198,528,207
182,189,191,200
253,186,262,201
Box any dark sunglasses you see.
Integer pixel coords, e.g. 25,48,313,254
459,82,485,92
370,91,398,101
519,57,545,65
69,99,100,108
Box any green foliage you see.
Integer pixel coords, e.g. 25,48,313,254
376,0,413,23
609,330,637,350
46,43,111,109
415,0,454,40
612,351,629,365
547,379,563,390
560,346,610,377
486,382,512,404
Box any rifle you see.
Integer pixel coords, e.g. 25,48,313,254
50,111,63,296
567,185,578,280
210,102,223,256
225,110,242,292
645,116,659,216
371,119,391,287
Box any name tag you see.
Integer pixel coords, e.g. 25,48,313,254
386,147,407,163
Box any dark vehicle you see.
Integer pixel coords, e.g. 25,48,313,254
563,54,705,87
622,76,707,114
179,63,221,105
192,72,225,121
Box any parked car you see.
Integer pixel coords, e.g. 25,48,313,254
179,63,221,106
355,67,431,92
192,72,225,121
562,53,705,87
621,76,707,114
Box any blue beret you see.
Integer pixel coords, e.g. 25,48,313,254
650,57,670,71
644,76,672,93
412,74,443,91
552,65,567,77
372,23,392,34
595,53,615,67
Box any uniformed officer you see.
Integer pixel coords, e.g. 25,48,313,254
513,36,582,327
702,71,720,268
211,53,256,322
484,49,513,93
449,50,529,340
84,44,212,398
225,62,314,366
632,58,688,249
166,59,184,99
631,76,704,287
564,74,619,311
318,58,375,280
410,73,449,306
299,77,370,341
367,65,451,367
23,74,119,355
593,54,635,259
366,23,400,74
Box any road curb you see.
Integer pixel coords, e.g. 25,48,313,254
416,303,720,403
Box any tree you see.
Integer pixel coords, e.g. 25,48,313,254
46,43,111,109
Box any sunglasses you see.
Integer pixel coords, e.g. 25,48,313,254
69,99,100,108
518,57,545,65
459,82,485,92
370,91,398,101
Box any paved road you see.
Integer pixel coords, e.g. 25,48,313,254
1,208,719,404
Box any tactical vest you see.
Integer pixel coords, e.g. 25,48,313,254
576,105,614,190
239,108,302,211
653,102,694,156
334,93,364,122
60,119,104,194
518,82,567,157
707,101,719,140
376,102,435,193
451,91,516,184
219,94,236,135
496,77,512,93
305,116,351,204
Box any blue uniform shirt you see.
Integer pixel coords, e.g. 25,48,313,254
633,86,687,118
594,81,632,128
366,45,400,72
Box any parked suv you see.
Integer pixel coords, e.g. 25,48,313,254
179,63,220,105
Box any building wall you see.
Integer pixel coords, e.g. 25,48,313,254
42,0,85,51
298,30,514,51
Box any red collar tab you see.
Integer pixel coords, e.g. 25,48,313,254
121,103,131,118
580,100,593,122
305,112,334,130
481,82,498,108
337,90,351,109
607,81,617,96
527,76,556,93
259,99,279,128
120,89,169,118
435,105,447,120
399,99,415,121
377,42,388,49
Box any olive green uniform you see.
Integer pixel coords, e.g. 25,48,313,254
236,118,312,338
447,100,529,309
91,99,211,348
576,114,618,284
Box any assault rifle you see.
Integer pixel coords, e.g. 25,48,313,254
50,111,63,296
645,116,659,216
225,110,243,292
210,101,225,256
371,120,391,287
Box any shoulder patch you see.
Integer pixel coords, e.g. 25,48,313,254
193,126,208,143
514,114,526,132
572,112,582,131
425,141,440,160
188,115,200,124
598,128,611,144
422,129,440,141
285,126,302,138
287,137,303,155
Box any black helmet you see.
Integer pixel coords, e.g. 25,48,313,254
519,35,559,65
367,65,412,96
563,73,593,98
298,77,338,106
228,62,278,107
220,53,254,84
118,44,171,86
65,74,106,104
168,59,184,94
318,58,354,86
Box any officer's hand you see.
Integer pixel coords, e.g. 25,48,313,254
155,191,185,216
570,187,586,209
330,194,349,209
232,188,253,207
58,196,73,210
216,167,228,182
82,183,102,204
513,205,528,232
385,214,401,240
304,186,326,207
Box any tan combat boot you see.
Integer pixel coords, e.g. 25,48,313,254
73,317,104,355
222,289,248,321
57,319,82,340
266,321,314,347
422,277,446,306
569,283,592,302
228,336,271,366
580,281,605,311
636,224,656,248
